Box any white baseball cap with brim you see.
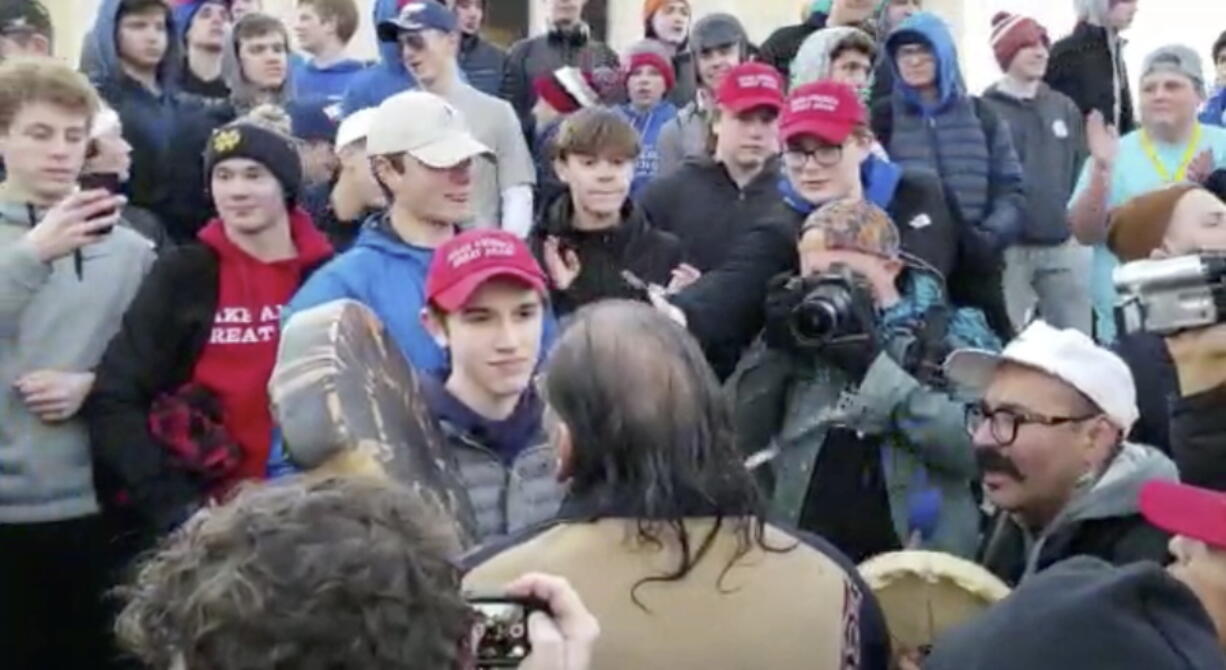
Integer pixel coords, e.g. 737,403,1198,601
335,107,377,152
365,91,490,168
943,320,1140,434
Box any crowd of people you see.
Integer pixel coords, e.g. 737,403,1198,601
4,0,1226,667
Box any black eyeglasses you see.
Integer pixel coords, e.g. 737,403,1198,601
783,144,844,169
965,402,1100,447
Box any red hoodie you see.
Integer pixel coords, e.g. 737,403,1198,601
191,208,333,488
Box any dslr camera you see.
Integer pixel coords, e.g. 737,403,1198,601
789,265,877,350
1114,254,1226,336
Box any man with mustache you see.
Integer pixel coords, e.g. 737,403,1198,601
945,320,1177,586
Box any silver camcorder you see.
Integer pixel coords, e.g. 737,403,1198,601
1114,254,1226,336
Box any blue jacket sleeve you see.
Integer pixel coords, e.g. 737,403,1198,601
265,428,301,479
282,266,353,327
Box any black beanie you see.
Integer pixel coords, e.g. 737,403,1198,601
204,123,303,203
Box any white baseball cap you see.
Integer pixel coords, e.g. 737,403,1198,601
365,91,489,168
944,321,1139,434
335,107,377,152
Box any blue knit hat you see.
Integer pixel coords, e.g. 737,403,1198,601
173,0,229,46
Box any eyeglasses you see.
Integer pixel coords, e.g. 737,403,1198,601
965,402,1100,447
783,144,843,169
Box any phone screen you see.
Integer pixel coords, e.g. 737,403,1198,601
78,173,122,234
468,598,537,667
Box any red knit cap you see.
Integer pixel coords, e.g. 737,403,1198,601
624,51,676,91
990,12,1050,71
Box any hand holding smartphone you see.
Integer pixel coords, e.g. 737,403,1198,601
467,594,547,667
78,173,123,235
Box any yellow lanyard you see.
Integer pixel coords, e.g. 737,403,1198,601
1139,123,1203,183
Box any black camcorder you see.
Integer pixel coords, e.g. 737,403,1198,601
789,265,877,350
1114,254,1226,336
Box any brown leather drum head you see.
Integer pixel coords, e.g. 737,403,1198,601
270,299,478,546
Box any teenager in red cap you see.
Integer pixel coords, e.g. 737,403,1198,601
982,12,1092,337
641,0,695,105
662,81,962,378
419,229,565,541
642,61,784,304
617,44,679,200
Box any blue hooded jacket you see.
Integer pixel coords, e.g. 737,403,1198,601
880,12,1024,259
1203,88,1226,128
84,0,184,216
340,0,416,116
618,101,679,200
293,59,368,105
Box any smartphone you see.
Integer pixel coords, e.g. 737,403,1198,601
78,172,122,234
466,595,547,668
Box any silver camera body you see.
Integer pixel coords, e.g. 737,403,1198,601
1114,254,1226,336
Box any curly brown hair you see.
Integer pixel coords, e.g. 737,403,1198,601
115,476,471,670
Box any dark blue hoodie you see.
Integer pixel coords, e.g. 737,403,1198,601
85,0,185,217
340,0,416,116
879,12,1024,260
293,58,368,105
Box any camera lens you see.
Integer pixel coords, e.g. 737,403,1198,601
793,302,840,340
789,281,855,346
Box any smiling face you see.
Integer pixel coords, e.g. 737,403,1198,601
117,7,169,73
238,31,289,91
375,153,475,224
430,279,545,403
650,1,691,45
554,152,634,219
696,43,741,91
1008,42,1049,81
783,132,871,205
0,101,91,203
211,157,288,235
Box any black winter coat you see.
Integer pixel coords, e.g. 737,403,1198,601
86,245,328,536
758,13,827,84
978,510,1170,587
639,159,783,272
1171,384,1226,491
460,33,507,98
1115,332,1176,453
671,168,958,378
501,29,620,122
1045,22,1136,134
530,195,683,316
164,102,239,243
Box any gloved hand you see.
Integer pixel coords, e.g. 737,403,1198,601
763,272,810,352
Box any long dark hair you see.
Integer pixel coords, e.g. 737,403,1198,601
542,301,790,607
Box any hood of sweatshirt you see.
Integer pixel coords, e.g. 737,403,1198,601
221,17,295,114
1075,0,1115,27
790,26,865,89
419,373,545,465
1019,442,1178,574
85,0,182,89
886,11,964,114
197,206,333,269
372,0,410,76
